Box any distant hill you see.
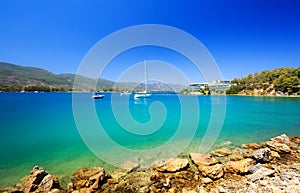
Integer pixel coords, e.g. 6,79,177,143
0,62,185,92
226,67,300,96
0,62,114,91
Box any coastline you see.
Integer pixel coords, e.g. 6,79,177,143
2,134,300,193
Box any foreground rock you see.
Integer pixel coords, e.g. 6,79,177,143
211,148,232,157
245,147,272,162
248,166,275,182
242,143,261,149
189,153,220,166
198,164,224,180
152,158,189,172
225,158,256,174
69,167,108,192
262,134,291,153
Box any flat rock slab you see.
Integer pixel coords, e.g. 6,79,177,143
242,143,261,150
198,164,224,180
189,153,220,166
248,166,275,182
211,148,232,157
152,158,189,172
225,158,256,174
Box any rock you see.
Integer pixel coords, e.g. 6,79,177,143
22,166,62,193
198,164,224,180
151,158,188,172
270,150,281,159
262,134,291,153
225,158,256,174
249,163,263,174
182,188,197,193
250,147,272,162
211,148,232,157
38,174,60,192
70,167,106,191
242,143,261,150
201,177,213,184
248,166,275,182
189,153,220,166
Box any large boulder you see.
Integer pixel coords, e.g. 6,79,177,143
70,167,107,191
198,164,224,180
151,158,189,172
225,158,256,174
189,153,220,166
21,166,62,193
262,134,291,153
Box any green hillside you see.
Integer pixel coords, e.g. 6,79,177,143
0,62,114,91
227,67,300,96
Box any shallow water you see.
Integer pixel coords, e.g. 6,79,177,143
0,93,299,187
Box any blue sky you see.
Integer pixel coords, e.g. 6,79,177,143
0,0,300,83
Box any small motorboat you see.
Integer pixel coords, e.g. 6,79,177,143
92,93,104,99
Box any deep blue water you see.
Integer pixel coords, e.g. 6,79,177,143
0,92,299,187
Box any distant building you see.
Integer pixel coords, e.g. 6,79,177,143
190,80,231,92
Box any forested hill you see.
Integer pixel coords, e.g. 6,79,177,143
0,62,114,91
227,67,300,96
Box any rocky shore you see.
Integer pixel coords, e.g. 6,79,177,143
1,134,300,193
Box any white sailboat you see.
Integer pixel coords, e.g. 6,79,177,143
134,61,152,99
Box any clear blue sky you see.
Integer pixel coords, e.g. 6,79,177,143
1,0,300,83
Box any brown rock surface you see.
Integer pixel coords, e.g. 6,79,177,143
198,164,224,180
262,134,291,153
225,158,256,174
242,143,261,149
211,148,232,157
189,153,220,166
152,158,189,172
69,167,107,192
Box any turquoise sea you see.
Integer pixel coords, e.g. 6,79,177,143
0,92,300,188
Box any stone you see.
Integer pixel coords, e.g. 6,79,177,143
250,147,272,162
198,164,224,180
202,177,213,184
270,150,281,159
262,134,291,153
225,158,256,174
211,148,232,157
151,158,188,172
22,166,61,193
248,166,275,182
70,167,106,191
249,163,263,174
38,174,60,192
242,143,261,150
189,153,220,166
182,188,197,193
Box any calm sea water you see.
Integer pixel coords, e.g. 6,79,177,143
0,92,300,188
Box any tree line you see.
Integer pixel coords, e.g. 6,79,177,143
0,85,69,92
226,67,300,95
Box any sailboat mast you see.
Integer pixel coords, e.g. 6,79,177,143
144,60,147,92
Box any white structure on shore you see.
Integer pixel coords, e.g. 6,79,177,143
190,80,231,91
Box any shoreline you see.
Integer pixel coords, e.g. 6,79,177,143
2,134,300,193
